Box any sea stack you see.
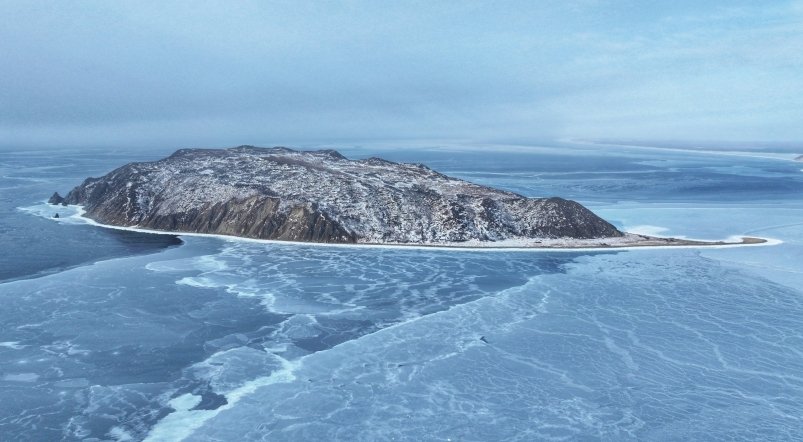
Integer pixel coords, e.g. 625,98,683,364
48,192,65,205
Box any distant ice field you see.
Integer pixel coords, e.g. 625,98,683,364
1,141,802,441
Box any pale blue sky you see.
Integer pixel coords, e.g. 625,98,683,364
1,1,802,148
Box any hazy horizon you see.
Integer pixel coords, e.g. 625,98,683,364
2,1,802,149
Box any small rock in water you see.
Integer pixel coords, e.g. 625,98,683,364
191,392,228,411
48,191,65,205
53,213,60,219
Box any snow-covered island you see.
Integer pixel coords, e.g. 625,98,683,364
49,146,764,248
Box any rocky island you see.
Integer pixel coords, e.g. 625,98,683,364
49,146,764,248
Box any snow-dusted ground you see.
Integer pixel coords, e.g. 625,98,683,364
61,146,622,244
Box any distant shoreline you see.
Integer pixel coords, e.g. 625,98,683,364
571,139,802,162
46,204,777,253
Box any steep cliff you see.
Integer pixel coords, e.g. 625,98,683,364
53,146,623,244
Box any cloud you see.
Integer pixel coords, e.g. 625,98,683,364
1,0,801,148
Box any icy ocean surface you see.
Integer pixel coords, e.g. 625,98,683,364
1,142,802,441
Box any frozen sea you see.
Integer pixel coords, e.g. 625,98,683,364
1,142,802,441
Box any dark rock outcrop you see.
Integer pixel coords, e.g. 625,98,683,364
48,192,65,205
58,146,623,244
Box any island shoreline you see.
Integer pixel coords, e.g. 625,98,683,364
53,203,778,253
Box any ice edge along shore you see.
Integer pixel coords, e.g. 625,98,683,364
29,203,779,253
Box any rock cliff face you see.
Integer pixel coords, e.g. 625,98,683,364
53,146,623,244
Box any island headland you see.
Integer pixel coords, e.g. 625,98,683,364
49,146,765,249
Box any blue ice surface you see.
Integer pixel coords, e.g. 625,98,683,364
0,142,801,441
